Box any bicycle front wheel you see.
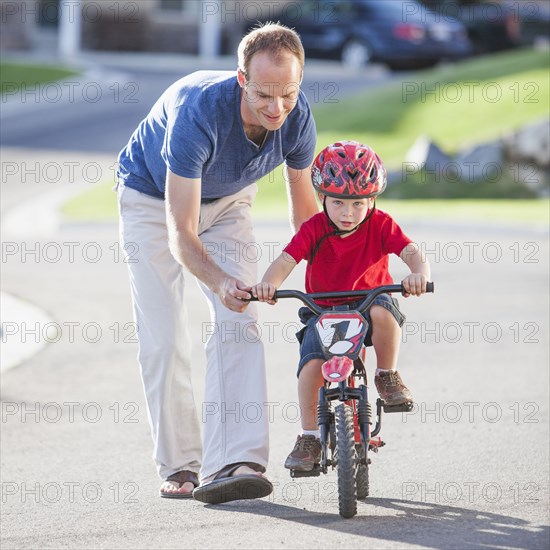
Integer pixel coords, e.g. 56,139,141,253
356,443,369,500
335,403,357,518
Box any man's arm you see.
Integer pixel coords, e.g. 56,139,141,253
165,169,251,312
285,165,319,232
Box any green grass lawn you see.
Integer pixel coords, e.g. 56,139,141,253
376,198,549,224
61,181,118,221
314,48,549,165
61,48,549,223
61,180,549,225
0,62,80,96
255,47,549,213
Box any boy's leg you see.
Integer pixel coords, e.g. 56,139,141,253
370,304,401,371
285,358,324,471
298,359,325,430
370,305,413,405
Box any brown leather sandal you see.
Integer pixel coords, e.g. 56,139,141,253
192,462,272,504
159,470,199,499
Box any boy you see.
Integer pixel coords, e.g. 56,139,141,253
252,141,431,472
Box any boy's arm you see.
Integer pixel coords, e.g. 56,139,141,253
399,243,431,297
251,252,298,304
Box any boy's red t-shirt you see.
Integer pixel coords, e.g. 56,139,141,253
283,209,412,305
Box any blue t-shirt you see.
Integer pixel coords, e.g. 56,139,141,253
116,70,317,200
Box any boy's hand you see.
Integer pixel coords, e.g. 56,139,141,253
402,273,428,297
251,282,277,305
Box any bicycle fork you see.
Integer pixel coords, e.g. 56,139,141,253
318,382,381,471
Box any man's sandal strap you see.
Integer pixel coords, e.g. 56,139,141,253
165,470,199,487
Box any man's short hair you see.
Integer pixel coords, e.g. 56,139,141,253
238,22,305,79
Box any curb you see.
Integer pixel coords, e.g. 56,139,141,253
0,292,52,372
1,184,92,238
0,67,134,119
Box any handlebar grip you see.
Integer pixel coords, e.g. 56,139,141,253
426,282,434,293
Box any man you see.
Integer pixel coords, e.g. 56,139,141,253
116,23,318,504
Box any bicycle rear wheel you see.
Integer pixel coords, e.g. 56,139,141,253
355,443,369,500
335,403,357,518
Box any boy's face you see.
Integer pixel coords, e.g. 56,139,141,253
322,195,374,233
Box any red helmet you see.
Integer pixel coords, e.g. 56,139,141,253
312,141,387,199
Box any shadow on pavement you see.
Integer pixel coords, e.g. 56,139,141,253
208,497,549,550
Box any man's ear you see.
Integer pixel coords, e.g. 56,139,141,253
237,68,246,88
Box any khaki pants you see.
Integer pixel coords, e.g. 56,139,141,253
118,184,268,481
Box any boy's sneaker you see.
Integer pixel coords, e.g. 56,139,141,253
374,370,413,406
284,435,322,471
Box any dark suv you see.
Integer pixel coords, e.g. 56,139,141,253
247,0,472,70
420,0,523,53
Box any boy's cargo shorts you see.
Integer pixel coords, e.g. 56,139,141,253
295,293,405,377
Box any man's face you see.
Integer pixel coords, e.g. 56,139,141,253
238,51,303,131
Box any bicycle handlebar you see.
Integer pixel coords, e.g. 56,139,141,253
250,282,434,315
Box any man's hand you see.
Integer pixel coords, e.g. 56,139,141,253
251,282,277,305
219,278,252,312
402,273,428,297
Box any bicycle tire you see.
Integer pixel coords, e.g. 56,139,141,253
356,443,369,500
335,403,357,518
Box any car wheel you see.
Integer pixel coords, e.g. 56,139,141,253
341,40,372,68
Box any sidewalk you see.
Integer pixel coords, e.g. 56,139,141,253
0,147,117,370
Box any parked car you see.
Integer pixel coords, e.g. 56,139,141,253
245,0,472,70
420,0,523,53
506,0,550,48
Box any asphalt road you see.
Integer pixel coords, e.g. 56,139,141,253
1,54,549,549
0,55,392,153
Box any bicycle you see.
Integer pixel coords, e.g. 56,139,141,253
256,282,434,518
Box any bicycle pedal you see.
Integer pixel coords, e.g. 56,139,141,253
382,401,414,413
368,437,385,451
289,465,322,478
